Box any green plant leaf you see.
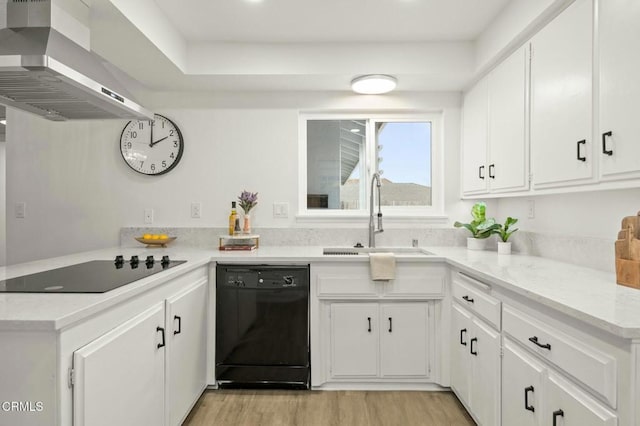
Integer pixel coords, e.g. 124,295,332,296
471,202,486,222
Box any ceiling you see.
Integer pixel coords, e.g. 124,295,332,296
153,0,511,43
88,0,514,95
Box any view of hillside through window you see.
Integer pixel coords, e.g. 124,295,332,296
307,119,431,210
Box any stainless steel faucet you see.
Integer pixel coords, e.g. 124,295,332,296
369,172,384,247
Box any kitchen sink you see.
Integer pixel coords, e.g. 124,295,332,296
322,247,434,256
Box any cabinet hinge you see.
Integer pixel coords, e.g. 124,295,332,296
499,347,504,358
68,367,75,388
528,173,533,183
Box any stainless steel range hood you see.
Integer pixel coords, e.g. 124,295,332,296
0,0,153,121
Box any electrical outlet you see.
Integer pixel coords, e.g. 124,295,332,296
191,202,202,219
273,202,289,218
527,200,535,219
144,208,154,224
15,202,26,219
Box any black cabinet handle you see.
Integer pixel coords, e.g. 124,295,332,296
488,164,495,179
460,328,467,346
156,326,166,349
367,317,371,333
462,295,474,304
553,409,564,426
388,317,393,333
577,140,586,162
524,386,535,412
528,336,551,350
479,165,485,180
602,131,613,156
173,315,181,335
470,337,478,355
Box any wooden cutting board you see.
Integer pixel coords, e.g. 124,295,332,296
616,211,640,288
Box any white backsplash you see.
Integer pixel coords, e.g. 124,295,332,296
121,227,614,272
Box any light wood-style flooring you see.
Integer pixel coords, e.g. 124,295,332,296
183,390,475,426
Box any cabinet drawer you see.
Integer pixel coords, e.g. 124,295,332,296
384,264,445,298
316,264,378,297
452,274,501,330
503,305,617,407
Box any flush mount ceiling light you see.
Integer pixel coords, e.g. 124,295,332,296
351,74,397,94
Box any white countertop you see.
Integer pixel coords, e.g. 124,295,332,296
1,245,639,339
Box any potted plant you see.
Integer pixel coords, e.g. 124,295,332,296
496,217,518,255
454,202,500,250
238,190,258,234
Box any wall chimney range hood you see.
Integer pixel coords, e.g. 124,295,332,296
0,0,153,121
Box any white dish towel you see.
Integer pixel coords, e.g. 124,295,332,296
369,253,396,281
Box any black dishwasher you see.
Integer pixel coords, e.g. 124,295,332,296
215,264,310,389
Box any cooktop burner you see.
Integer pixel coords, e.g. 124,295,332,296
0,256,186,293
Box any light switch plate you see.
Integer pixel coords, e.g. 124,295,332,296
144,208,154,224
15,202,26,219
191,202,202,219
273,202,289,218
527,200,535,219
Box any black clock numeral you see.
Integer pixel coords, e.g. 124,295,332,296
131,131,137,138
169,130,174,136
173,141,178,147
151,164,156,171
162,121,165,128
162,161,167,168
140,161,144,167
170,152,175,159
126,142,132,149
138,122,144,130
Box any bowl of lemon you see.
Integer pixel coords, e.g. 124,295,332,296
135,233,176,248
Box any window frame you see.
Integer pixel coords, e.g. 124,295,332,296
298,112,445,222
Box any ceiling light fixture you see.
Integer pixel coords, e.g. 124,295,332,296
0,119,5,125
350,128,360,133
351,74,397,95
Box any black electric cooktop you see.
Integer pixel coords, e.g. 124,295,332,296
0,256,186,293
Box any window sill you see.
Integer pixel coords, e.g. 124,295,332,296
295,213,449,226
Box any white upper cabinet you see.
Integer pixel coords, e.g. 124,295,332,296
530,0,594,188
599,0,640,180
488,46,529,193
462,77,489,195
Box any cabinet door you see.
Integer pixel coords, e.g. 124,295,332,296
530,0,593,188
73,303,165,426
502,339,545,426
166,279,208,426
470,317,501,426
599,0,640,180
451,304,472,406
380,303,428,378
462,78,489,195
545,372,617,426
330,303,378,377
488,45,529,193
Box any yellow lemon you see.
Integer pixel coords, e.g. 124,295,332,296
159,234,169,240
151,234,160,240
142,233,152,239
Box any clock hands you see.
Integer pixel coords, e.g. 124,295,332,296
150,136,168,147
149,119,154,147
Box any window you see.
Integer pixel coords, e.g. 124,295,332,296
299,114,443,219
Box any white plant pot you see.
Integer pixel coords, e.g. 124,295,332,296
498,241,512,255
467,237,487,251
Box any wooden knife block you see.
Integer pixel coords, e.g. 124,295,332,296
616,211,640,288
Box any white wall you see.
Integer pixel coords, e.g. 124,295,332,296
0,139,5,266
6,92,473,264
496,188,640,241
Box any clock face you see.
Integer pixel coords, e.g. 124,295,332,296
120,114,184,175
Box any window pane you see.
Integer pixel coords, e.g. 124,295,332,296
307,120,366,209
376,122,432,206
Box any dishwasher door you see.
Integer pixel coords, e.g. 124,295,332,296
215,265,310,388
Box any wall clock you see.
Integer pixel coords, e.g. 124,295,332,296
120,114,184,175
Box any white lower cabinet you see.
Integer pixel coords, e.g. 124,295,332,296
451,303,501,426
502,339,545,426
73,303,166,426
73,278,208,426
329,302,429,380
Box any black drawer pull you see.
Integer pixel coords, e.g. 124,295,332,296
367,317,371,333
488,164,495,179
553,409,564,426
462,295,474,303
173,315,182,335
156,326,166,349
524,386,535,412
388,317,393,333
460,328,467,346
577,140,586,162
602,131,613,156
470,337,478,356
479,165,485,179
528,336,551,350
